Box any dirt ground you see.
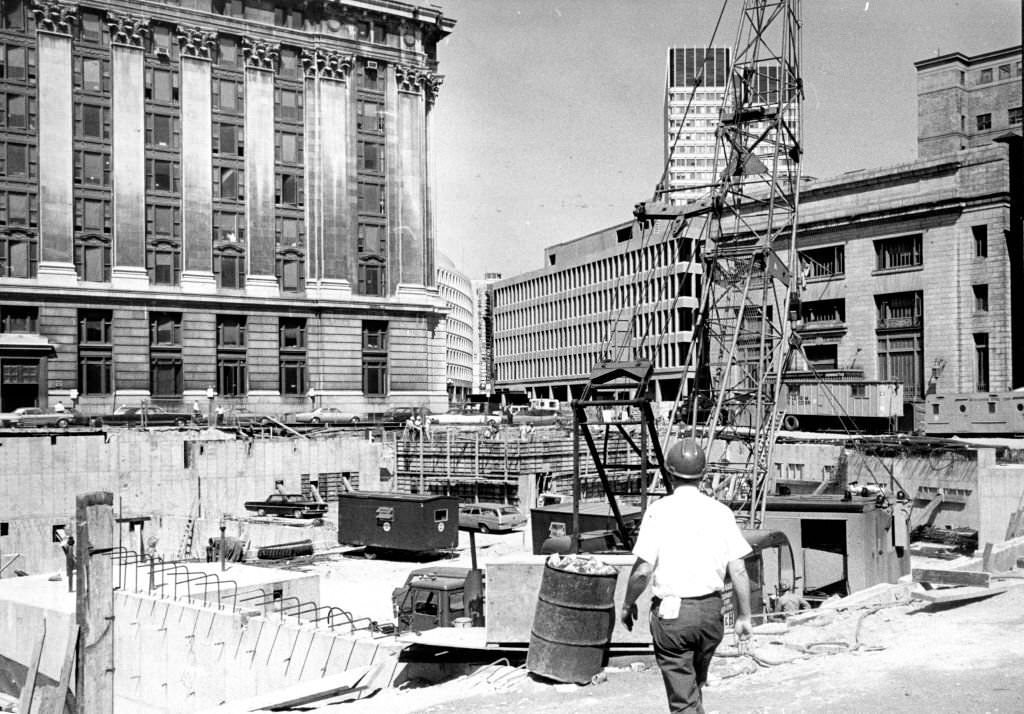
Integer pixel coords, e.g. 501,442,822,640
272,523,1024,713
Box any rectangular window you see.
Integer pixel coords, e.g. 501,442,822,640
998,64,1011,80
876,291,923,329
146,204,181,238
146,113,179,148
217,356,246,396
357,141,384,173
358,63,383,92
274,132,302,163
217,37,239,67
1,141,34,178
357,261,385,296
74,56,109,94
275,215,303,243
75,197,111,233
278,48,300,78
74,236,111,282
976,113,992,131
214,247,245,289
973,225,988,257
874,234,922,271
280,359,306,395
79,309,112,343
974,333,989,392
973,284,989,312
799,245,845,279
979,68,993,83
150,312,181,345
213,210,244,243
1010,107,1022,126
1,191,38,227
78,353,112,395
75,103,109,140
800,299,845,324
214,166,244,201
145,68,179,103
146,239,181,285
211,78,242,112
146,159,180,192
213,122,244,156
4,93,34,130
78,10,105,45
280,318,306,349
279,317,307,395
275,174,302,206
0,305,37,333
362,320,387,395
358,182,384,215
357,100,384,132
2,0,27,30
357,223,386,256
74,150,111,186
150,356,182,396
217,315,246,347
276,251,304,292
275,88,303,122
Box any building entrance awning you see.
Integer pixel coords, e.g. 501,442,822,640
0,333,58,356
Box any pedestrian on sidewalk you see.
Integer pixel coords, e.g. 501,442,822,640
620,437,753,713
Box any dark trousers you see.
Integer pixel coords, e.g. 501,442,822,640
650,593,724,714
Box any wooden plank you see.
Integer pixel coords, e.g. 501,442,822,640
42,623,79,714
75,492,115,714
981,543,994,572
17,619,45,714
911,583,1008,605
912,568,990,588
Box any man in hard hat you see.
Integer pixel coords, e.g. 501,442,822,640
620,437,753,713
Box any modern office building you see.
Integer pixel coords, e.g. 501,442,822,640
495,47,1021,406
436,252,473,402
916,45,1022,158
492,221,702,403
663,46,798,206
0,0,455,417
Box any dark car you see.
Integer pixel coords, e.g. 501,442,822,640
243,493,328,519
380,406,432,424
95,405,205,427
10,407,90,428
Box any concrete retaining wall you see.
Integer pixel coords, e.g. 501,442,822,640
114,591,399,713
0,430,380,574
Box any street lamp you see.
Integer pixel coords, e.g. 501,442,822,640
205,386,216,426
68,388,79,410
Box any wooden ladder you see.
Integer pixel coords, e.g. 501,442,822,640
177,502,198,560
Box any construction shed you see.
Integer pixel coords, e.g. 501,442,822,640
337,493,459,553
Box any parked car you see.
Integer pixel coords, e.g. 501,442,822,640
94,405,205,427
293,407,362,425
458,502,527,533
9,407,90,428
430,404,503,427
379,406,432,424
0,406,37,427
222,409,273,427
243,493,328,519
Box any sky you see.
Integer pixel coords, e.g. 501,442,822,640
428,0,1022,280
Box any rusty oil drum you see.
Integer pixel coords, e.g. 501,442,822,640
526,560,618,684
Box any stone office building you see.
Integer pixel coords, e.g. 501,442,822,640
0,0,454,417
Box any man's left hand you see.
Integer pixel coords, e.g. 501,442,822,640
620,603,638,630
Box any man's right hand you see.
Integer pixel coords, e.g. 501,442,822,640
620,603,637,631
734,615,753,640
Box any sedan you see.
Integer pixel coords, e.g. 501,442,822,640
10,407,90,428
294,407,362,425
95,405,205,427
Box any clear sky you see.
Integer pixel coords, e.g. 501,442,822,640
429,1,1022,281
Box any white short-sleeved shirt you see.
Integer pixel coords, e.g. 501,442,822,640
632,487,752,598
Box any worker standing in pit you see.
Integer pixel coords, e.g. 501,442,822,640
620,437,753,713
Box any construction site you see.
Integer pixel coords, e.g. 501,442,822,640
1,0,1023,712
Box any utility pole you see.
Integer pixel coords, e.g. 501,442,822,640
75,491,115,714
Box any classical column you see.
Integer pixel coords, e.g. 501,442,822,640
33,0,77,284
242,37,278,296
178,26,216,292
424,72,442,288
302,48,354,299
108,12,149,288
391,64,432,297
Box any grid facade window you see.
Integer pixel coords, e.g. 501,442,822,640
1009,107,1022,126
799,245,845,279
273,49,305,293
973,284,989,312
355,59,386,296
975,113,991,131
1,13,37,278
0,229,36,277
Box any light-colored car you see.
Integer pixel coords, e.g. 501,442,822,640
0,406,35,426
9,407,89,428
294,407,362,425
458,502,527,533
430,404,503,427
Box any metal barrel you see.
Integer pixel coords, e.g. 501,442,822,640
526,560,617,684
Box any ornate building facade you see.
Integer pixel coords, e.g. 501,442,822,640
0,0,454,417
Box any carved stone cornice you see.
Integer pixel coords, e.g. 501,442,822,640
31,0,76,35
301,48,354,81
177,26,216,61
106,13,149,48
242,36,279,71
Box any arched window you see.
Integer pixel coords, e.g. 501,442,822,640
0,230,37,278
